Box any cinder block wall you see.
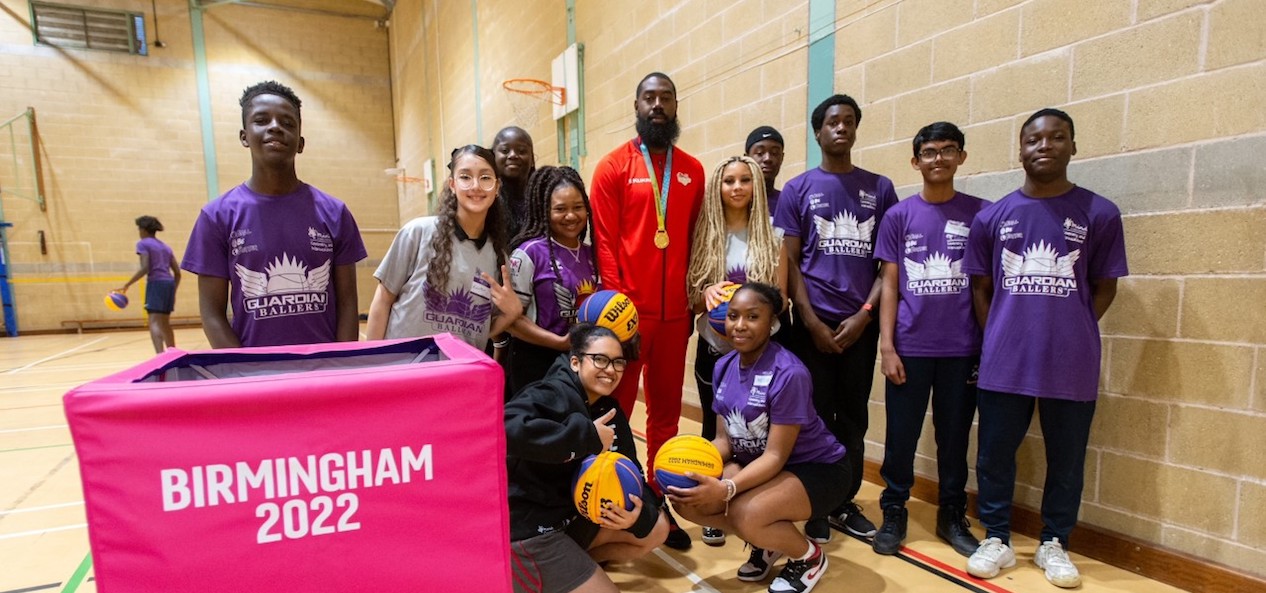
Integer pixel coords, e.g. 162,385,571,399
0,0,396,332
392,0,1264,575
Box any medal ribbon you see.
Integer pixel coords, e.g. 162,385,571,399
639,142,672,242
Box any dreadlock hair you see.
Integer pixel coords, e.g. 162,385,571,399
511,165,601,314
135,215,164,235
686,156,779,308
239,81,302,126
424,145,510,299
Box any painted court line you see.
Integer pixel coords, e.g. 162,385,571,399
0,425,68,434
0,501,83,516
0,523,87,541
3,338,109,375
651,548,723,593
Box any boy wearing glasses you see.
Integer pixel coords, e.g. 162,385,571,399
183,80,367,348
871,122,984,557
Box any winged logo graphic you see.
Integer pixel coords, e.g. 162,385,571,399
1001,241,1080,278
813,211,875,240
904,252,964,280
724,408,769,443
235,254,331,298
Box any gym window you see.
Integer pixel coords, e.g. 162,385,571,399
30,1,148,56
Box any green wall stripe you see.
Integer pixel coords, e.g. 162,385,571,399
806,0,835,170
471,0,482,142
189,1,219,201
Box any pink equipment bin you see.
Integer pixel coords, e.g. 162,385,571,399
63,335,511,592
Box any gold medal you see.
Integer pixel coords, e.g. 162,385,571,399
654,229,670,249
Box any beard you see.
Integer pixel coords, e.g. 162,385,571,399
635,113,680,149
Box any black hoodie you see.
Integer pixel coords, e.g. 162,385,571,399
505,356,660,542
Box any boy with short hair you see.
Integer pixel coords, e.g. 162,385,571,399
183,80,367,348
872,122,984,557
773,94,898,542
745,125,785,215
962,108,1128,588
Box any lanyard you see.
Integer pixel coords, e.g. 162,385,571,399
639,142,673,249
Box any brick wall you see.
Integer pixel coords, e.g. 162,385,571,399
0,0,395,332
395,0,1265,575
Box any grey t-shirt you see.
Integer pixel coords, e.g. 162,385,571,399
375,216,500,348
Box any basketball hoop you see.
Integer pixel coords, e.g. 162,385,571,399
503,78,565,129
503,78,566,106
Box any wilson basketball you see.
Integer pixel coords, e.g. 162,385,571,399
577,290,638,342
706,284,740,336
105,292,129,311
654,435,724,490
572,451,644,523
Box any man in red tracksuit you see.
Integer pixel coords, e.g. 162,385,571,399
590,71,704,550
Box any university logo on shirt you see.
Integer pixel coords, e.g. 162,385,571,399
1000,240,1080,297
813,212,875,257
904,252,968,295
236,254,330,319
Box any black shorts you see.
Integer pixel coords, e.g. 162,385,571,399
785,457,851,519
144,280,176,314
510,531,598,593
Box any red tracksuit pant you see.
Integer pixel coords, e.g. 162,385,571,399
612,315,692,496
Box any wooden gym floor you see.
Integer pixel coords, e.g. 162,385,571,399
1,328,1185,592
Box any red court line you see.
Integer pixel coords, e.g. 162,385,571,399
875,537,1018,593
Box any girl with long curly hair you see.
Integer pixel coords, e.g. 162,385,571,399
367,145,522,349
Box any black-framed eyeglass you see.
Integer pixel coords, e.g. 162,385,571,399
579,352,627,372
918,146,962,162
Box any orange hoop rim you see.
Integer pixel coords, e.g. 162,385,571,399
502,78,566,106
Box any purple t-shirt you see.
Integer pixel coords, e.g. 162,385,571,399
510,238,601,336
874,192,986,357
962,187,1128,401
766,187,781,219
712,342,846,466
773,167,898,322
182,183,368,347
137,237,175,282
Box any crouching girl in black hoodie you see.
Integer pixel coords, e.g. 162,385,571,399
505,324,669,593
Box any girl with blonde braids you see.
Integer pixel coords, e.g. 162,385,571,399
687,155,789,528
367,145,523,349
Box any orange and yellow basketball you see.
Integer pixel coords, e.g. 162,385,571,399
577,290,638,342
653,435,724,490
572,451,644,524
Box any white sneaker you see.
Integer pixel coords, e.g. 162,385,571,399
1035,538,1082,588
966,537,1016,579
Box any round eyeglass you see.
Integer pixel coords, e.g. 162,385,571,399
918,146,962,162
455,173,497,191
579,352,628,372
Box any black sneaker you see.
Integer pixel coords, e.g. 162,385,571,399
828,502,877,537
737,545,783,582
871,506,908,555
804,518,831,544
663,507,692,550
768,541,828,593
936,505,980,558
702,526,726,546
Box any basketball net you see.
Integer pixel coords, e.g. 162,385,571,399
503,78,565,129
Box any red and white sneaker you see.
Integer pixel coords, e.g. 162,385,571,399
768,541,828,593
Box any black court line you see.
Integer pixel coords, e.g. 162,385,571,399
631,428,1003,593
1,577,93,593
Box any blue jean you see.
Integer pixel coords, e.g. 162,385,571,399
975,389,1096,546
879,356,978,509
